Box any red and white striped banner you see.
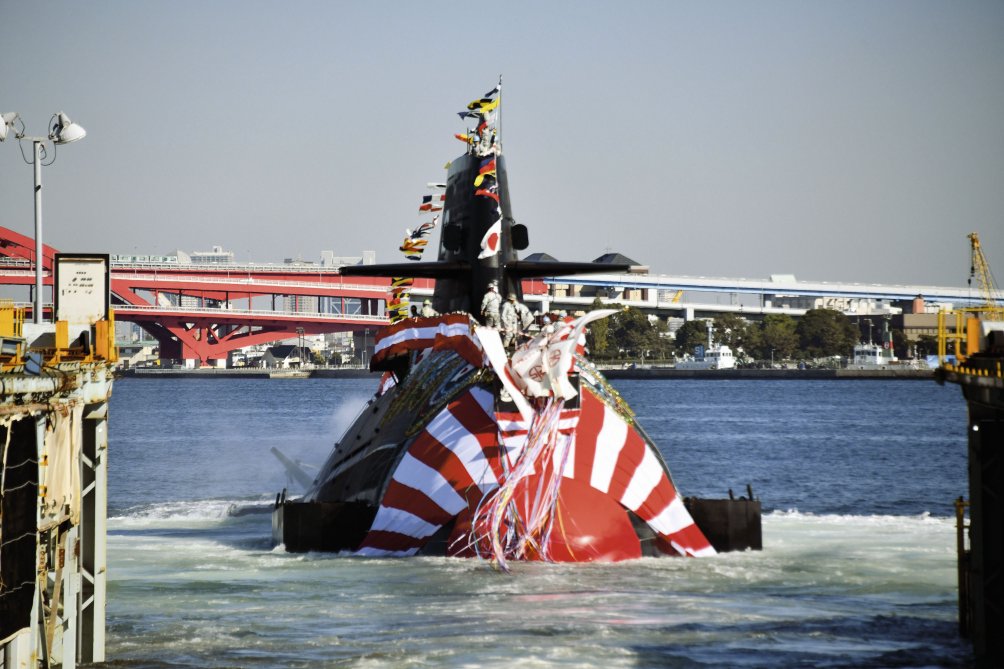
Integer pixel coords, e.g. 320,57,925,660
357,385,500,557
371,314,483,368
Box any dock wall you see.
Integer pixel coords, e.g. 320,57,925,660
0,365,113,669
120,367,933,380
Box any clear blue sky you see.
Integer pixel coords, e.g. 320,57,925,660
2,1,1003,289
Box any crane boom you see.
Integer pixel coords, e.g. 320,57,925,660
968,232,1004,319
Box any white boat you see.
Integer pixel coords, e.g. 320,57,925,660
850,342,897,368
676,346,736,370
676,323,736,370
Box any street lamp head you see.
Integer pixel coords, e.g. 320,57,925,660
49,112,86,144
0,112,22,142
4,110,87,325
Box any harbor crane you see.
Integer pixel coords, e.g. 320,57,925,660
967,232,1003,320
939,232,1004,363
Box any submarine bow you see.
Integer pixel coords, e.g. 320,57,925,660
273,82,716,567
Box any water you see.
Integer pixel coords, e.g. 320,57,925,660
106,378,973,667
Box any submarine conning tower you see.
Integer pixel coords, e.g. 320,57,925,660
339,146,624,329
433,152,522,315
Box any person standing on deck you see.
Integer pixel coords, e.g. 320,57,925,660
501,293,533,349
480,281,501,327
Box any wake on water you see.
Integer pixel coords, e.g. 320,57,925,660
103,378,971,666
105,502,968,668
111,497,954,528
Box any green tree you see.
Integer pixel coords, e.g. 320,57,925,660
915,334,939,358
738,320,762,361
609,307,657,358
712,313,760,356
586,297,610,357
674,319,710,356
759,314,798,361
796,308,857,358
891,328,909,359
649,317,674,360
711,314,739,347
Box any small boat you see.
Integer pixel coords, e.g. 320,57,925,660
676,323,736,370
850,342,896,368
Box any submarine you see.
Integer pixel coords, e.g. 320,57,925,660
272,83,760,567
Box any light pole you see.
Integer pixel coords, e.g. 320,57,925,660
1,111,87,323
296,326,305,367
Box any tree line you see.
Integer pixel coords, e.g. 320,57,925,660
584,299,920,363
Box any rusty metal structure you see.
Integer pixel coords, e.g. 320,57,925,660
936,232,1004,669
0,258,117,668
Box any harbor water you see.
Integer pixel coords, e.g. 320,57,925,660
107,378,972,667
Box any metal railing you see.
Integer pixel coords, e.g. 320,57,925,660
110,260,347,273
938,307,1004,380
112,303,388,323
109,272,417,293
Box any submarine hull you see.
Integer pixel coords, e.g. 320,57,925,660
271,84,759,564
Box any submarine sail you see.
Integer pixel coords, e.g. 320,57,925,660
272,82,722,566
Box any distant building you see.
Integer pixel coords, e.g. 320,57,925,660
592,252,649,275
263,345,310,369
769,295,903,315
893,295,957,346
114,320,155,344
283,295,319,314
111,254,179,264
320,250,376,267
522,252,560,263
177,246,234,265
534,251,650,305
585,253,649,301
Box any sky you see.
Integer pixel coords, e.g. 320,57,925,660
2,1,1003,289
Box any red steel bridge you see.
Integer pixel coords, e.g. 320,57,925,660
0,225,451,365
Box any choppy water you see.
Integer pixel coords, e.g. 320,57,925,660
106,378,972,667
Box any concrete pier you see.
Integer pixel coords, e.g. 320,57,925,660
0,259,117,669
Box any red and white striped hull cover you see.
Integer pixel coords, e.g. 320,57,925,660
357,381,715,562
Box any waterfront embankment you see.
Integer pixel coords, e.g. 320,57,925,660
118,366,933,380
118,367,374,379
601,367,932,380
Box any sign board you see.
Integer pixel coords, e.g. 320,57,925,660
54,254,110,326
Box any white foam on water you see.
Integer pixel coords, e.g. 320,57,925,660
326,392,371,439
104,508,970,667
109,496,275,528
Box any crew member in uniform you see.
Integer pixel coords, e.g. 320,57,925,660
480,281,501,327
421,299,438,317
501,293,533,348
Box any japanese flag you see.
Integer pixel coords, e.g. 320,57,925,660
478,216,502,259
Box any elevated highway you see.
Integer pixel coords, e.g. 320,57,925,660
536,271,1000,322
0,225,421,365
553,273,996,304
0,225,994,366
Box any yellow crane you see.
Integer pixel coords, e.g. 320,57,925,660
939,233,1004,364
968,232,1004,320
